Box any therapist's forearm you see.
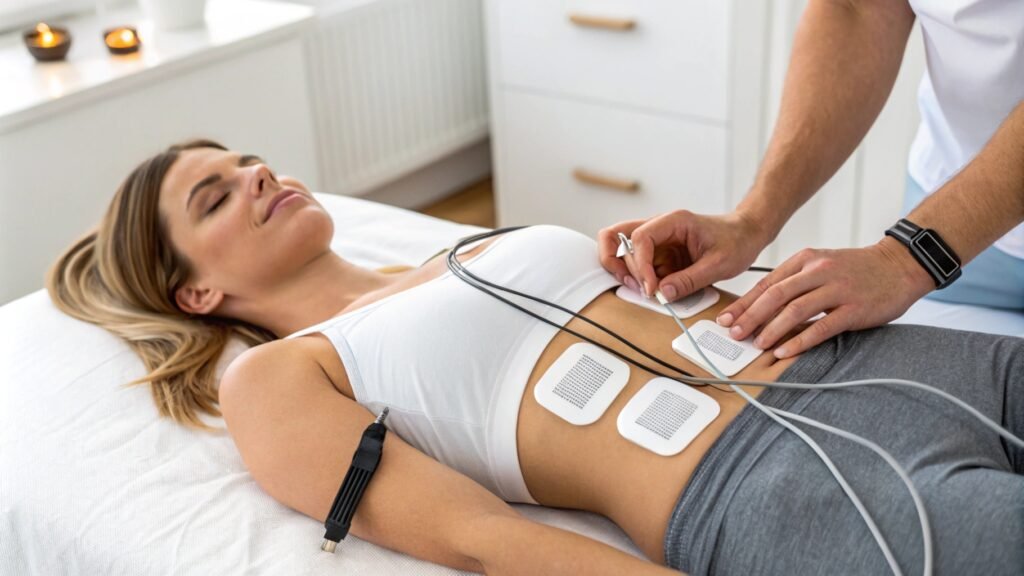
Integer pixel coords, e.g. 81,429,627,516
736,0,916,242
901,100,1024,265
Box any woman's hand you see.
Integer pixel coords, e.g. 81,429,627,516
598,209,772,301
716,237,935,358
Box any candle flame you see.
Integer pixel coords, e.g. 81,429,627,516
35,22,57,47
105,27,138,49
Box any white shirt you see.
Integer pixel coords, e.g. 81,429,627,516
907,0,1024,259
282,225,619,505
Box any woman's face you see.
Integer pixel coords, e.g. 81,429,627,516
158,147,333,314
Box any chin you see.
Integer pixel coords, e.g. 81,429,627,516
285,210,334,255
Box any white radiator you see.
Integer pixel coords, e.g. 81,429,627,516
305,0,488,196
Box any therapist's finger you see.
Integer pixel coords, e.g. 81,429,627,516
729,268,823,343
657,255,721,302
773,306,852,359
717,249,813,330
630,212,691,297
619,251,647,293
752,287,838,351
597,220,645,284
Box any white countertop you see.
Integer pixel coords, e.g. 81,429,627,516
0,0,313,133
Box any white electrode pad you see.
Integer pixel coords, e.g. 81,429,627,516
616,378,720,456
615,285,719,319
533,343,630,426
670,319,763,377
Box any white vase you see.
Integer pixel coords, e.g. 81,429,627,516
139,0,208,31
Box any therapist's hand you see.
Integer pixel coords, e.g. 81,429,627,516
717,236,935,358
598,209,772,300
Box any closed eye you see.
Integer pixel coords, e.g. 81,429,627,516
206,191,229,215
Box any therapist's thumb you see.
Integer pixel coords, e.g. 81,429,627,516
658,258,719,302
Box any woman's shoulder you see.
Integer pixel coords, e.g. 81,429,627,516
224,335,353,399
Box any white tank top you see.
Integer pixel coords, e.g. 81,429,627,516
283,225,620,504
907,0,1024,259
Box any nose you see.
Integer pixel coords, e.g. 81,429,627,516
252,164,274,196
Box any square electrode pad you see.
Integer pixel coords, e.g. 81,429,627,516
615,285,719,319
616,377,720,456
671,319,763,377
533,342,630,426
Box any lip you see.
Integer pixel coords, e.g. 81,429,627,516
264,189,303,223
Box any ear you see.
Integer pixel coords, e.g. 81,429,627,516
175,283,225,315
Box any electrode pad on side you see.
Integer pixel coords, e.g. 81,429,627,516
533,343,630,426
616,378,720,456
670,319,763,377
615,285,719,319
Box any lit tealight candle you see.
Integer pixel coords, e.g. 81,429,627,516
23,22,72,62
103,26,141,55
37,23,57,47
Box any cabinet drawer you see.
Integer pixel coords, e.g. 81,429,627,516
495,90,728,237
493,0,731,122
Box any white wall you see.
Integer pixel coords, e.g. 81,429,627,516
0,38,317,305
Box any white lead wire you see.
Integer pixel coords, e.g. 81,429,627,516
654,291,923,576
682,377,1024,449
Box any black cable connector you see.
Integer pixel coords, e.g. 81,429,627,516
321,407,389,553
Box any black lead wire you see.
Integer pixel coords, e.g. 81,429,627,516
446,228,705,386
445,227,775,393
446,227,726,390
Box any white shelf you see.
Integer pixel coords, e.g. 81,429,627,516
0,0,313,133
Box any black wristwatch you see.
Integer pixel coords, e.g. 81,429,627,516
884,218,962,289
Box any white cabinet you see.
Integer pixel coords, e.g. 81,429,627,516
485,0,769,240
485,0,925,270
500,91,728,234
494,0,731,121
0,0,317,305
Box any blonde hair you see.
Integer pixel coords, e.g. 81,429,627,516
45,139,277,432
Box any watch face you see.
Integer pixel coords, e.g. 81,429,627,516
915,231,959,278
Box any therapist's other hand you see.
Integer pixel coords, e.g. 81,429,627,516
598,210,771,301
717,237,935,358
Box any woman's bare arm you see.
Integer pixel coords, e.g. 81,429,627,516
218,340,684,575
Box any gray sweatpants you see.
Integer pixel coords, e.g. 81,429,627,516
663,324,1024,575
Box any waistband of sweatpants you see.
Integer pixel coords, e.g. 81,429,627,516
662,332,856,573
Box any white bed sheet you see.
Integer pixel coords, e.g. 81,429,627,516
893,297,1024,337
0,193,644,576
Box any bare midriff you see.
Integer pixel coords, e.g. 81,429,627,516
303,237,803,566
515,289,801,565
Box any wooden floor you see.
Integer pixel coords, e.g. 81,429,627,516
419,178,495,228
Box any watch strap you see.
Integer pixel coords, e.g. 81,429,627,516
884,218,962,289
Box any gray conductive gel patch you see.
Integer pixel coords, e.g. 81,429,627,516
534,342,630,425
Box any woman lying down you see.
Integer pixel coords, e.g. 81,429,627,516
47,140,1022,575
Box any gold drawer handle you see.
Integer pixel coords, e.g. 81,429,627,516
568,14,637,31
573,168,640,193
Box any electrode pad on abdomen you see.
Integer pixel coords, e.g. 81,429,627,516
616,378,720,456
670,319,763,377
615,285,719,318
533,343,630,425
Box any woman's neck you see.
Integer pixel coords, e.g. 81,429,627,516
240,250,404,339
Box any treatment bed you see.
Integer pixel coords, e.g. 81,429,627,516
0,193,645,575
2,193,1021,574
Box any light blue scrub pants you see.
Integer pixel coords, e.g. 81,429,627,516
903,175,1024,310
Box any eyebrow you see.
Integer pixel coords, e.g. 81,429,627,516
185,154,264,215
